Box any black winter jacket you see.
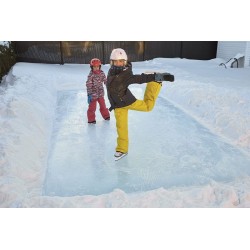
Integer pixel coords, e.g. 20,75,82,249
106,62,156,111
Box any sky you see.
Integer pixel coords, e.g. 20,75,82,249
1,1,250,41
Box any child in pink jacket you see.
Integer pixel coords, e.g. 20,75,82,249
86,58,110,124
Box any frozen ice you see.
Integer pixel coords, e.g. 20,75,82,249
43,89,250,196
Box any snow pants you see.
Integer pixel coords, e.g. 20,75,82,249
87,97,110,122
114,81,161,153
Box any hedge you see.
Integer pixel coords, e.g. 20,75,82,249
0,42,16,83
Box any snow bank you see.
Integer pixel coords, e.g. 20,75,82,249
0,64,57,207
21,177,250,208
159,58,250,155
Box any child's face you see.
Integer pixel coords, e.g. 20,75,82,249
113,60,126,67
93,66,100,71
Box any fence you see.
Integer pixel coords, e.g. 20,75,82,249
13,41,218,65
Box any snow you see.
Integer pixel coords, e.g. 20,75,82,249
1,57,250,250
1,58,250,208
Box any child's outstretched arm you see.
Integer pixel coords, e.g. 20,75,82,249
128,72,174,85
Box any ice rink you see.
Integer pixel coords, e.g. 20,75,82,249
43,88,250,196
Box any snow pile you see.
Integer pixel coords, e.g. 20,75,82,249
0,65,57,206
158,58,250,154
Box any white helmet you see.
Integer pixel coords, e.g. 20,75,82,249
110,48,128,61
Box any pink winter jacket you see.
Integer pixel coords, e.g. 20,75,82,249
86,70,107,99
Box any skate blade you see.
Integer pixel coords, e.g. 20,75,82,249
114,153,128,161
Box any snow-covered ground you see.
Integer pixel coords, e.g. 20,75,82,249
1,58,250,208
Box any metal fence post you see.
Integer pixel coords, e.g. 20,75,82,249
180,41,183,59
60,42,64,65
143,41,145,61
102,41,105,64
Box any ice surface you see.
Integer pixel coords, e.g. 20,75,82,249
43,89,250,196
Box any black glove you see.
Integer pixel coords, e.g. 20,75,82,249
155,73,175,82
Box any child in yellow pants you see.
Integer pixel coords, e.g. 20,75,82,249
114,81,161,154
106,48,174,159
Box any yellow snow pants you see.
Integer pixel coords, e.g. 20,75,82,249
114,81,161,153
